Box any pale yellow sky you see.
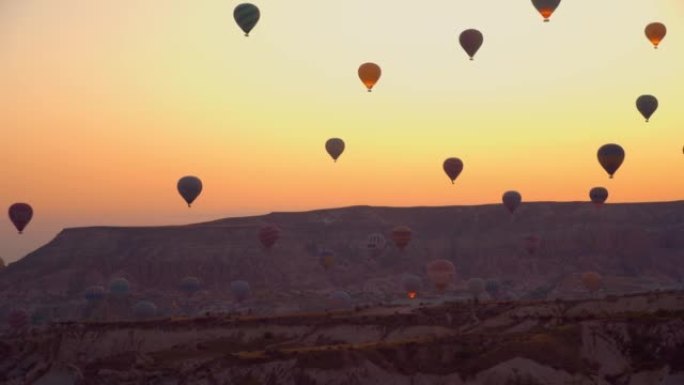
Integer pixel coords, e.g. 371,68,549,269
1,1,682,262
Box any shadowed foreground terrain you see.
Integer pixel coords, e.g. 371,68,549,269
2,290,684,384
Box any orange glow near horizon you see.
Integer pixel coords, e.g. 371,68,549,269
1,0,683,262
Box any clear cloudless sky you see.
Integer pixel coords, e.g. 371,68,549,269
1,0,683,262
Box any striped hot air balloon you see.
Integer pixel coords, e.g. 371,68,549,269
258,225,281,250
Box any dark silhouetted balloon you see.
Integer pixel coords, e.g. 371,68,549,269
597,144,625,178
531,0,561,22
443,158,464,184
391,226,412,251
133,301,157,320
502,191,522,214
327,290,353,310
523,235,541,255
231,280,251,302
109,277,130,297
234,3,260,37
589,187,608,206
8,203,33,234
258,225,280,250
84,286,106,302
426,259,456,292
358,62,381,92
402,274,422,299
645,22,666,48
636,95,658,122
459,29,483,60
177,176,203,207
180,276,201,295
325,138,345,162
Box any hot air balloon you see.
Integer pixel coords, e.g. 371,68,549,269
231,280,251,303
459,29,483,60
391,226,412,251
581,271,603,293
177,176,203,207
366,233,387,258
426,259,456,292
180,276,201,295
258,225,281,250
7,309,29,331
109,277,130,297
531,0,561,22
589,187,608,206
325,138,345,162
234,3,260,37
327,290,353,310
319,248,335,270
443,158,464,184
636,95,658,122
358,62,381,92
467,278,485,300
645,22,666,49
133,301,157,320
523,235,541,255
8,203,33,234
485,279,501,299
502,191,522,214
402,274,422,299
84,286,106,302
597,144,625,179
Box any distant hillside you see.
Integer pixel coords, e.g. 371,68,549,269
0,202,682,305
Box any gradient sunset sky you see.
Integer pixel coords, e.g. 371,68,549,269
1,0,683,262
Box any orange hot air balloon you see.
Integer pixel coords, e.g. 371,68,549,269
358,62,381,92
427,259,456,292
391,226,412,251
531,0,561,22
645,22,666,49
581,271,603,293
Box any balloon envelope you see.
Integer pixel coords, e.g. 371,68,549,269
180,276,201,295
109,278,130,296
523,235,541,255
645,22,666,48
366,233,387,257
177,176,203,207
581,272,603,293
636,95,658,122
231,280,251,302
502,191,522,214
589,187,608,206
234,3,260,36
391,226,412,251
402,274,422,299
597,144,625,178
133,301,157,320
426,259,456,292
84,286,106,302
459,29,483,60
258,225,281,250
8,203,33,234
443,158,464,184
325,138,345,162
531,0,561,22
327,290,353,310
358,62,381,91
